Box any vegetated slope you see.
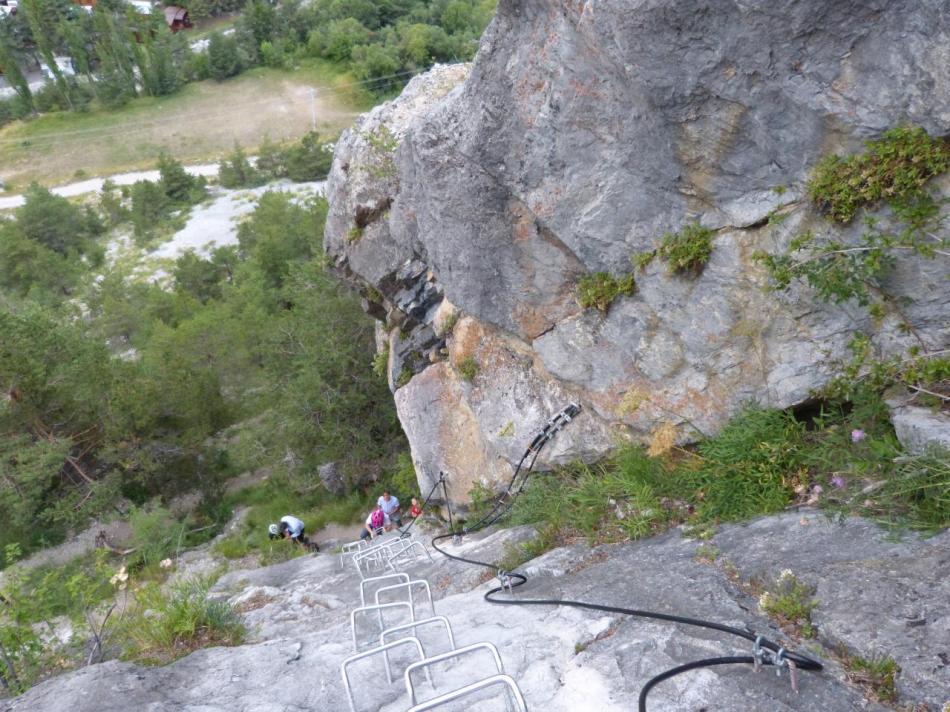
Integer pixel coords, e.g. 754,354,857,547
4,514,947,711
0,66,357,189
323,0,950,506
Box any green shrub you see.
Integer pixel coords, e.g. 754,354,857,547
688,406,805,522
384,452,418,501
213,533,253,559
631,251,655,271
372,345,389,378
575,272,635,313
757,569,817,637
119,576,245,665
218,143,262,188
808,127,950,223
842,652,899,703
656,222,715,274
128,504,187,571
282,131,334,182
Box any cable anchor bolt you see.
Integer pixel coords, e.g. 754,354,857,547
496,569,514,593
771,647,798,692
752,635,764,673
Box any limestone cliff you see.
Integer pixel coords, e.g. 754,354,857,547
325,0,950,505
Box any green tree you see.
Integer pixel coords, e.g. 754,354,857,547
20,0,72,108
282,131,334,182
218,143,261,188
16,183,103,256
237,191,320,287
130,179,168,240
207,32,242,80
322,17,371,61
243,0,277,47
173,250,230,302
0,25,34,111
350,43,401,90
158,153,203,204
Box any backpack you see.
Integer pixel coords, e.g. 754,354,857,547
370,509,385,530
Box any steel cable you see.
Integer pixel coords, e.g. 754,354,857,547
426,403,823,710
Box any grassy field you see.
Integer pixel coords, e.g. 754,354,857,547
0,61,370,191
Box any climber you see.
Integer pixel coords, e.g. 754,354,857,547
268,515,319,551
361,504,388,540
409,497,423,519
377,489,403,528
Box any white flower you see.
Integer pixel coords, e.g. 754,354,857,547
110,566,129,590
758,592,773,609
779,569,795,582
159,558,173,569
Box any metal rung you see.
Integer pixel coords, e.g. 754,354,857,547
340,540,368,571
360,573,410,606
353,538,412,578
375,580,435,619
341,637,428,712
406,674,528,712
387,540,434,570
404,641,505,706
381,616,456,652
351,601,414,651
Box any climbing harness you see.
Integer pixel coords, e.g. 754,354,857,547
428,403,824,711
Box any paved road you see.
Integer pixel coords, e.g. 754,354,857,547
0,163,221,210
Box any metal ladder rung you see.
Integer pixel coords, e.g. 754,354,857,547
406,674,528,712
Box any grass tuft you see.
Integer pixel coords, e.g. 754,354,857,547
576,272,635,313
656,222,715,274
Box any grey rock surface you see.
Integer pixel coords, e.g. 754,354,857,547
324,1,950,503
888,399,950,455
6,514,947,711
318,461,345,496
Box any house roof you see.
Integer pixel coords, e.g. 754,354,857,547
164,5,188,22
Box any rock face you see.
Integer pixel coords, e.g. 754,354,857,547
888,396,950,455
6,514,948,711
325,1,950,503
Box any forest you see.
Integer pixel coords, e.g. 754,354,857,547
0,0,496,126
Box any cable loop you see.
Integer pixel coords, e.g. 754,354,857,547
425,403,822,711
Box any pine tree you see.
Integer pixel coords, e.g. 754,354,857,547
0,27,32,112
20,0,72,109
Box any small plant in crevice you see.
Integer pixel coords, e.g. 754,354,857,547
656,222,715,275
756,569,817,638
372,345,389,379
576,272,635,313
456,356,479,382
631,251,656,271
756,126,949,316
694,543,720,564
395,367,413,389
347,225,364,243
839,649,900,703
438,310,460,337
363,125,399,179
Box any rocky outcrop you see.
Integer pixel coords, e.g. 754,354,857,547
325,1,950,503
6,514,948,710
888,396,950,455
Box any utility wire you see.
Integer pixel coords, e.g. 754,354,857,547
0,68,422,146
